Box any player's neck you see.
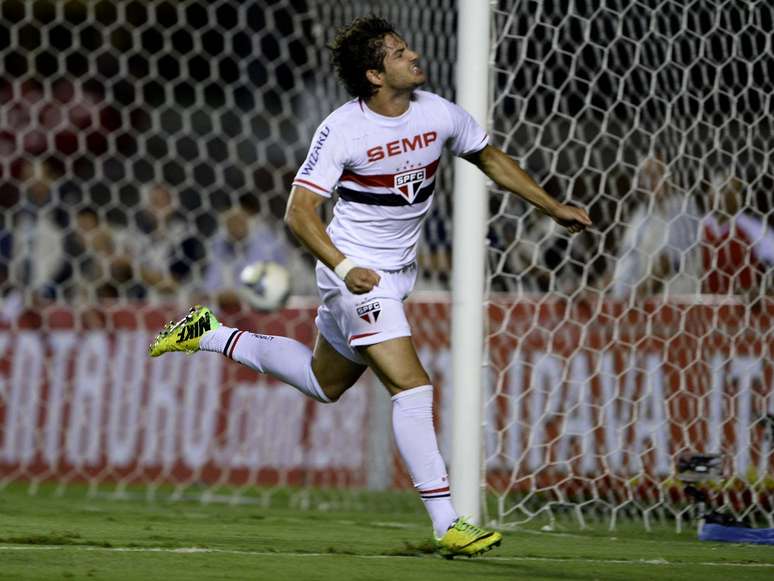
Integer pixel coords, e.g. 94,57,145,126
365,89,413,117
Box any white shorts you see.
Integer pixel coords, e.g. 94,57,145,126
315,261,418,364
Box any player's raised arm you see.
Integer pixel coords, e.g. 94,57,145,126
284,185,380,294
464,144,592,233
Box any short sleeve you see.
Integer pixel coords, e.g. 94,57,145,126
440,97,489,157
292,121,346,198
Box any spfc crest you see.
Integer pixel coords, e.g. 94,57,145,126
394,168,426,202
356,301,381,324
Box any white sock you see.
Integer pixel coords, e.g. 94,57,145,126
200,326,331,403
392,385,458,538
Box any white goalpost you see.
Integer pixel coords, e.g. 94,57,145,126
450,0,492,525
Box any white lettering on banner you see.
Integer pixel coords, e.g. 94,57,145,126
1,332,43,464
308,386,367,469
529,352,563,470
631,354,669,474
731,357,762,474
484,366,499,468
600,352,618,471
492,350,680,475
600,351,638,473
557,355,595,473
181,353,221,469
759,375,774,476
219,382,305,469
44,332,76,465
504,350,524,467
107,332,146,467
142,354,183,467
220,384,255,468
66,332,108,466
254,383,304,468
0,325,769,481
708,353,725,455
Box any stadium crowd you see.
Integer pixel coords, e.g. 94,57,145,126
2,152,773,315
0,1,772,312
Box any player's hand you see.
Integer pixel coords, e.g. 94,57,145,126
550,204,592,234
345,267,381,294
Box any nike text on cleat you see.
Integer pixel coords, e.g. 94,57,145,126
434,517,503,559
148,305,221,357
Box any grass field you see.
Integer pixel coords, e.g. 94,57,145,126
1,484,773,580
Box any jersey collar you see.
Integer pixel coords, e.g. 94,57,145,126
359,98,413,126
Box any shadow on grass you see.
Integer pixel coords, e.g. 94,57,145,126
382,540,437,557
0,531,112,548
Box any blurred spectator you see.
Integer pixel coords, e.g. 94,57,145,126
609,156,702,299
416,206,452,291
0,228,10,292
488,193,598,295
116,184,206,300
701,174,774,296
489,209,555,293
59,206,143,302
202,205,297,311
3,160,69,307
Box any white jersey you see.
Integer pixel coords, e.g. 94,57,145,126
292,90,488,270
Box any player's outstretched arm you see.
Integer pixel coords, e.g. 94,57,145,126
464,145,592,233
284,186,380,294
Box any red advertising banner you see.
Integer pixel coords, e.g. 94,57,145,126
0,299,772,491
478,298,774,495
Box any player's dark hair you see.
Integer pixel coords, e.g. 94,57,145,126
328,16,397,100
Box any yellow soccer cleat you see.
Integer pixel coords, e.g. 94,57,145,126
435,517,503,559
148,305,221,357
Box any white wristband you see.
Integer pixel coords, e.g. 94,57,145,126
334,258,356,281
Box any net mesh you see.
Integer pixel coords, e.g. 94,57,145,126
0,0,455,509
485,0,774,529
0,0,772,531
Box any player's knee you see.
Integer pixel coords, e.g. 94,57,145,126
387,369,432,392
311,366,357,403
319,383,341,403
317,378,355,403
389,377,433,398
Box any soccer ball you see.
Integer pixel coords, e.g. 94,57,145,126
238,260,291,312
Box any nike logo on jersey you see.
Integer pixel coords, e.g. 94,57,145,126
366,131,437,162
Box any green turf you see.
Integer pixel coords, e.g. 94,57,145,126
0,484,772,580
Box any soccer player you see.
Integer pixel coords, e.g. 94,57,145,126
149,16,591,558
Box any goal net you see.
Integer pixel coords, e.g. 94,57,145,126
0,0,772,532
0,0,457,508
485,0,774,530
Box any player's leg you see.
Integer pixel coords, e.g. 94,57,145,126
358,337,502,556
331,264,465,544
358,336,430,395
310,332,368,401
148,305,366,402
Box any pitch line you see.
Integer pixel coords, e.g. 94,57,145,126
0,545,772,567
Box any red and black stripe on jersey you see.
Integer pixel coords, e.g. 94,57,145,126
336,158,440,206
337,181,436,206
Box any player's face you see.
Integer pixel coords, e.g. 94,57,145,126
378,34,425,91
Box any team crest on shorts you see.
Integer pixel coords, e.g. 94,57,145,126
394,168,426,202
356,301,381,324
